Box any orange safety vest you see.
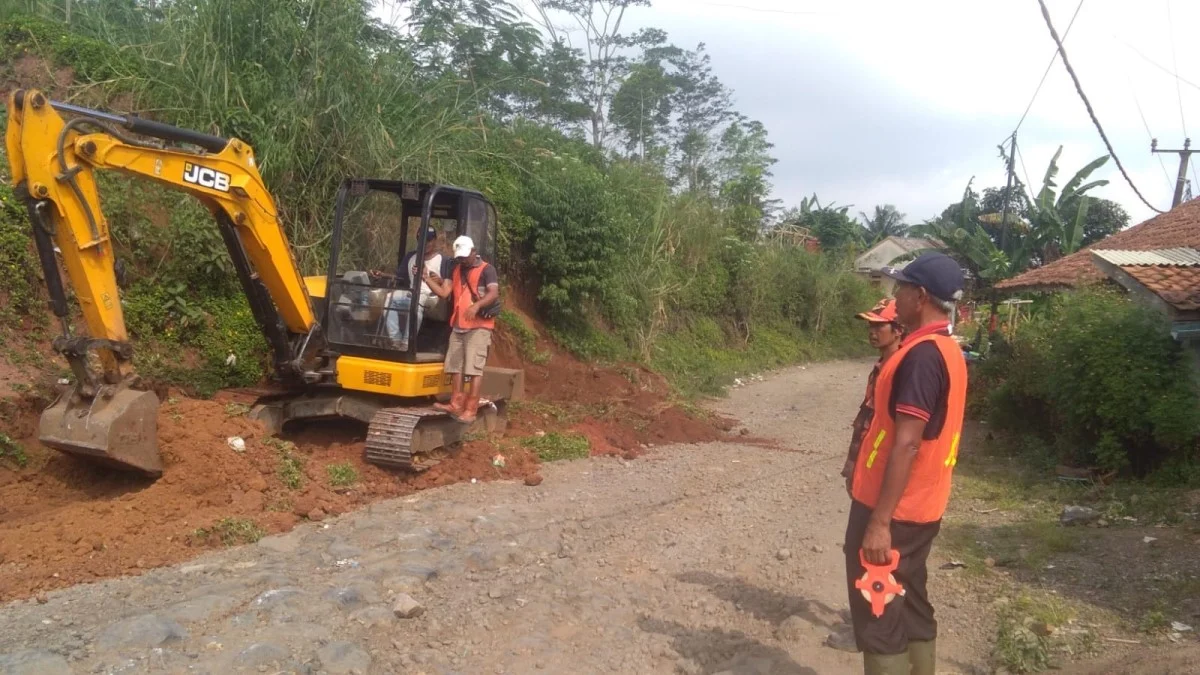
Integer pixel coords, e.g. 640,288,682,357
850,328,968,524
450,262,496,331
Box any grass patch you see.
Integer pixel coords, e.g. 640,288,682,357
994,591,1094,674
265,437,304,490
942,520,1082,575
523,432,590,462
0,432,29,468
224,402,251,417
1138,608,1170,634
326,462,358,488
509,400,582,425
192,517,265,547
498,309,550,365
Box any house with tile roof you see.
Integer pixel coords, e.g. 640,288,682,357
996,199,1200,357
995,198,1200,292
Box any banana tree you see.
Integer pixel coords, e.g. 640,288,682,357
909,179,1013,284
1025,147,1109,263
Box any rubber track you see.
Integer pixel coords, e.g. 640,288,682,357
364,407,443,472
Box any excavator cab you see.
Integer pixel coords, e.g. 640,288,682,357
316,180,498,370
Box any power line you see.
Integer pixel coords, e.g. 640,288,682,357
1036,0,1165,214
1127,72,1176,190
1165,0,1188,137
1014,140,1034,203
1114,36,1200,94
1014,0,1085,135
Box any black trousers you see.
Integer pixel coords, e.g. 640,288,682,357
843,500,941,655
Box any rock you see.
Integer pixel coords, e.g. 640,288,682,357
316,641,371,674
1172,621,1193,632
0,649,73,675
488,587,507,600
328,541,364,559
776,615,808,642
1031,622,1055,637
324,585,374,611
1096,518,1109,528
1144,536,1159,545
235,643,289,668
776,549,792,561
253,587,305,610
34,595,48,605
350,605,395,628
524,474,544,487
163,595,243,623
96,614,187,650
257,531,303,554
811,545,825,554
675,657,702,675
392,593,424,619
1060,505,1101,527
984,557,996,568
307,507,327,522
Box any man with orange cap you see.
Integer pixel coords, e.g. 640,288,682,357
841,297,904,497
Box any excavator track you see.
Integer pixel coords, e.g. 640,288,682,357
365,401,502,471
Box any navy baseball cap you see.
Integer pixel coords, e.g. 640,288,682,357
880,252,964,303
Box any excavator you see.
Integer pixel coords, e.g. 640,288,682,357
4,89,523,476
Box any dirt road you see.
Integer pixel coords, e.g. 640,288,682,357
0,360,996,674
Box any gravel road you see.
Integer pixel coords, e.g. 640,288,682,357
0,359,995,674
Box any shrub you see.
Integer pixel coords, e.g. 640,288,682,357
976,289,1200,476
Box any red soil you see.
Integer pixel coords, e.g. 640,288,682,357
0,307,736,601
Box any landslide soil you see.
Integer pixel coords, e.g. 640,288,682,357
0,311,731,601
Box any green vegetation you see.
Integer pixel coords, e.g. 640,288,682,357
192,517,265,547
0,0,876,398
326,462,358,488
973,289,1200,478
498,310,549,365
993,592,1092,674
0,431,28,468
523,432,590,462
264,437,304,489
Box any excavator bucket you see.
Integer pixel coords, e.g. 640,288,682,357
39,387,162,476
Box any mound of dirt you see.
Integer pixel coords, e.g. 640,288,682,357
0,300,737,601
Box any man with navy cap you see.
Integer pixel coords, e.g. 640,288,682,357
841,252,969,675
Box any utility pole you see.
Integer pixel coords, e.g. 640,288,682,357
1151,138,1195,209
988,133,1018,338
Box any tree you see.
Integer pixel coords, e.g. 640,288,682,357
1024,147,1109,264
858,204,908,245
608,40,680,159
666,43,732,194
1081,198,1129,247
781,195,862,251
715,117,778,239
531,0,653,149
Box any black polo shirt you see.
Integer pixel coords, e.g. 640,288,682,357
888,326,951,440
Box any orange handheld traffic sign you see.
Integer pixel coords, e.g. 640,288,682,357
855,549,905,618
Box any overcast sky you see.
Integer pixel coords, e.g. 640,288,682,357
378,0,1200,227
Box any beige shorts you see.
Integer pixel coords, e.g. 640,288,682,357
444,329,491,377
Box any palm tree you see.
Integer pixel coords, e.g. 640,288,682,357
859,204,908,245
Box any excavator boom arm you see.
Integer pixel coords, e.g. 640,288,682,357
4,89,319,475
6,89,317,379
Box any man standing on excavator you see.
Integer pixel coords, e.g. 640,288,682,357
426,235,499,423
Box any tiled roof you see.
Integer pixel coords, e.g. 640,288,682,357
1120,264,1200,312
995,198,1200,291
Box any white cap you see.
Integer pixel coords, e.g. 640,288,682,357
452,235,475,258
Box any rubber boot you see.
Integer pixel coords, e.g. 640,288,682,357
907,639,935,675
454,396,480,424
863,651,911,675
434,391,465,415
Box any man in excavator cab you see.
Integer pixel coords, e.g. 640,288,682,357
379,224,446,350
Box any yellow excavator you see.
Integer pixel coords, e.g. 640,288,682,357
4,89,523,476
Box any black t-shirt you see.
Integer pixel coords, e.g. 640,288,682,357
888,339,950,440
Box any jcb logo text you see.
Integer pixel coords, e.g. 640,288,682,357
182,163,231,192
